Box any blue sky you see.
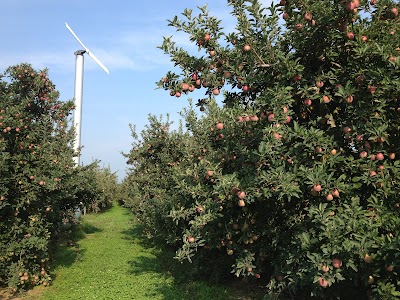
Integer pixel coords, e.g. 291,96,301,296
0,1,271,180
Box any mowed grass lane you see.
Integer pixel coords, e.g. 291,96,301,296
24,205,244,300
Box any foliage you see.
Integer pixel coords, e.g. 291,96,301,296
0,64,102,291
84,164,118,213
124,0,400,298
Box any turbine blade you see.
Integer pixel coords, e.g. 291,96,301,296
65,22,88,51
87,50,110,74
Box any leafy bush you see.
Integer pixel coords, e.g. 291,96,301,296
123,0,400,299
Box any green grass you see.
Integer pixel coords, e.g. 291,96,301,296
23,204,264,300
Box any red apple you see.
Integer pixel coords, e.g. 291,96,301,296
347,32,355,40
368,85,376,93
332,258,343,268
237,191,246,199
319,277,329,288
304,99,312,106
332,189,340,198
268,114,275,123
243,44,251,52
216,122,224,130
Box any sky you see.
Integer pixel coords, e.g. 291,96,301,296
0,0,271,181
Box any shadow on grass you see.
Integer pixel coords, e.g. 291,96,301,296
121,223,266,300
49,221,101,271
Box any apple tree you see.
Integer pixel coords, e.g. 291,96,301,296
124,0,400,298
0,63,104,291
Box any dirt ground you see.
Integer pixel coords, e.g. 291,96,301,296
0,287,42,300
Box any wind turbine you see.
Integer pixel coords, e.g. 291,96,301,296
65,22,109,165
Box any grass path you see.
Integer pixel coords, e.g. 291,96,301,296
22,205,260,300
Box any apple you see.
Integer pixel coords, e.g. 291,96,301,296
204,33,211,41
331,149,337,155
332,258,342,268
323,95,331,103
368,85,376,93
347,32,355,40
319,277,329,288
243,44,251,52
343,126,352,134
361,35,368,42
238,199,246,207
295,23,303,31
332,189,340,198
282,12,289,20
376,153,384,160
212,88,220,95
273,133,282,140
346,95,354,103
389,153,396,160
39,181,45,186
250,115,258,122
293,75,302,82
364,253,373,263
188,236,195,243
304,12,312,21
316,80,324,88
326,194,334,201
321,265,330,273
268,114,275,123
181,83,189,91
391,7,399,17
216,122,224,130
313,184,322,192
242,85,249,92
207,170,214,177
315,146,323,154
304,99,312,106
237,191,246,199
175,91,181,98
368,275,374,284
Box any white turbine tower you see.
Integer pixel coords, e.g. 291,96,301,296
65,22,109,165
